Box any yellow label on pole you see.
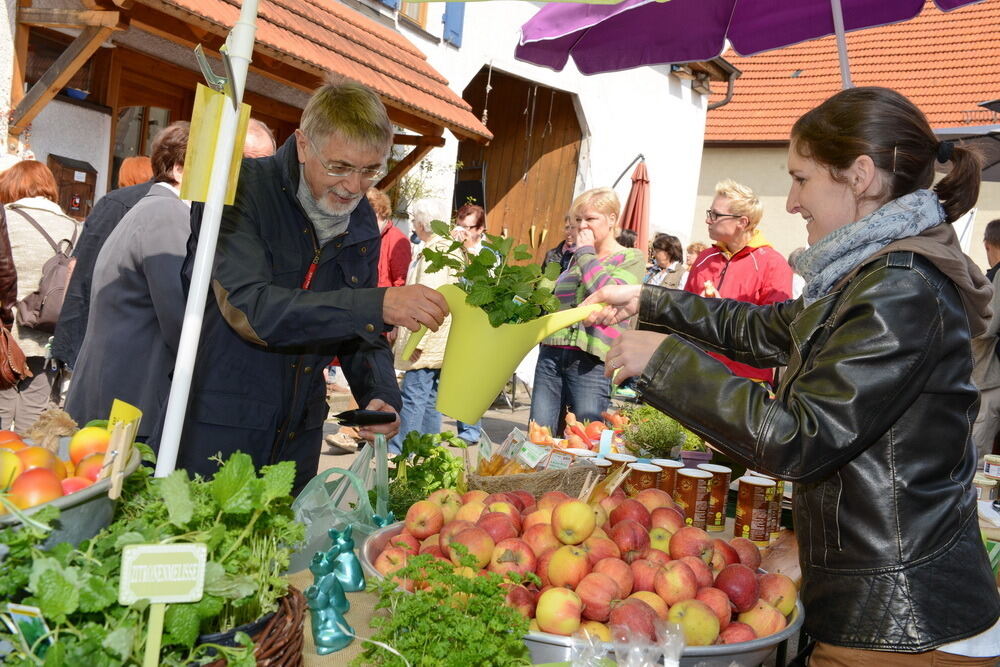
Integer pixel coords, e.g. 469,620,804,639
181,83,251,205
119,543,207,605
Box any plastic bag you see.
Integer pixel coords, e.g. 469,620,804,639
288,435,390,573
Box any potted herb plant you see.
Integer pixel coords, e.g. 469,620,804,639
620,404,708,464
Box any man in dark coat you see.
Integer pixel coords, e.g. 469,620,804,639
173,81,447,493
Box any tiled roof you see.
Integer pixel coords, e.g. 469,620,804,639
140,0,492,142
706,0,1000,142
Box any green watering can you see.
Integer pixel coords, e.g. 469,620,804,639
403,284,603,424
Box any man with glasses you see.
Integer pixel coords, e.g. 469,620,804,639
173,80,448,493
682,179,792,384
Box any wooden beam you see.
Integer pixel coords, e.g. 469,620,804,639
18,8,120,29
10,0,31,108
377,143,434,191
9,25,115,135
392,133,446,148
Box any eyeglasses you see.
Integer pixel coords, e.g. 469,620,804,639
304,133,386,182
705,209,742,222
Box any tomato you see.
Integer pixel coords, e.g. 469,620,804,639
16,446,58,472
8,467,64,509
585,421,606,440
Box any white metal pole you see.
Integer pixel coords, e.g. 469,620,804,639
830,0,853,89
155,0,259,477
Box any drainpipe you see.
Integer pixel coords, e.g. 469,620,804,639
708,70,738,111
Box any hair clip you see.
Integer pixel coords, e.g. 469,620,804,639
892,145,898,174
936,140,955,164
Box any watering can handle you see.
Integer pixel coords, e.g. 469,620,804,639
401,324,428,361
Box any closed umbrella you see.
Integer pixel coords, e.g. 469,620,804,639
620,161,651,259
516,0,984,87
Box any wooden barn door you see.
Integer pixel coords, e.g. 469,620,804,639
458,69,582,264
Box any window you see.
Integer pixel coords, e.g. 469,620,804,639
400,2,427,27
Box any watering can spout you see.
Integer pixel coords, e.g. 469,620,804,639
401,284,602,425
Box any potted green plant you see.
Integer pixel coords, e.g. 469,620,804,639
620,404,708,464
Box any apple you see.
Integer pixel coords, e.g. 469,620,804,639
16,446,58,473
538,490,571,512
590,502,609,528
609,498,651,530
508,490,536,511
450,527,496,569
609,519,650,563
438,520,476,559
523,523,562,558
653,560,698,605
647,527,673,554
630,558,662,593
679,555,714,589
696,586,733,630
650,506,686,535
522,508,553,531
578,620,612,642
633,487,675,513
758,572,798,616
729,536,763,570
0,449,24,489
461,489,488,505
737,599,787,638
592,557,633,598
405,500,445,540
551,499,597,545
535,587,584,636
0,429,24,449
640,547,671,567
390,532,421,555
712,538,741,567
534,547,558,588
489,538,537,577
667,599,720,646
599,494,624,515
485,502,522,530
477,512,519,544
68,426,110,465
483,492,516,508
628,590,669,619
714,564,760,613
547,544,591,588
576,571,621,622
580,536,621,566
590,526,609,540
607,598,659,642
8,467,63,509
504,583,537,619
455,501,486,523
373,546,409,576
60,475,93,495
426,488,463,523
719,621,757,644
74,452,106,483
420,545,446,560
668,525,714,563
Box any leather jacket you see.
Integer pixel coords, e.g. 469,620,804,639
0,208,16,330
636,251,1000,651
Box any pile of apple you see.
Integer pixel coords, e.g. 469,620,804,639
0,427,111,513
372,485,798,648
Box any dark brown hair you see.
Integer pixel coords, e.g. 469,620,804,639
455,203,486,229
0,160,58,204
985,219,1000,248
652,233,683,263
150,121,190,185
790,87,982,223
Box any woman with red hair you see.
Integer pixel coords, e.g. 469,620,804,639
117,156,153,188
0,160,79,433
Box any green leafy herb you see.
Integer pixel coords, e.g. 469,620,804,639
422,220,562,327
370,431,467,518
355,551,534,666
620,404,704,459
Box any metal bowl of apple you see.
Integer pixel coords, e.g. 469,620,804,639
360,522,804,667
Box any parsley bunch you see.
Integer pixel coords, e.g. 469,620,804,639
369,431,467,518
422,220,563,327
356,551,534,666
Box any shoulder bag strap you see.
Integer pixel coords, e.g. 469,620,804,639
8,207,60,254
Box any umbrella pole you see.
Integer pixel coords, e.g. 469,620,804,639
154,0,259,478
613,153,644,189
830,0,853,89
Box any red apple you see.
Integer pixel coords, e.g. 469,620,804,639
535,587,583,636
405,500,445,540
714,564,760,613
547,544,591,588
696,586,733,630
650,506,686,534
438,520,476,559
523,523,562,558
508,490,536,511
680,555,714,589
449,526,495,569
461,489,488,505
477,512,519,544
712,538,741,567
373,546,409,576
630,558,663,593
420,545,446,560
455,501,486,523
522,508,553,531
758,572,798,616
640,547,671,567
628,591,669,619
489,538,537,577
609,498,652,530
537,490,571,512
719,621,757,644
60,475,93,495
390,532,421,555
737,599,787,638
668,525,714,563
653,559,698,605
485,502,522,532
68,426,110,465
592,557,633,598
576,571,621,622
534,547,558,588
633,487,675,513
729,536,763,571
551,499,597,545
504,583,537,619
608,598,659,642
8,467,63,509
426,488,463,523
16,446,59,473
580,536,621,566
609,519,650,563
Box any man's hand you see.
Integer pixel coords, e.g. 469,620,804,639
383,285,449,333
582,284,642,326
357,399,400,440
604,331,670,384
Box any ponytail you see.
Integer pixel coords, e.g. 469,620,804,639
934,143,983,223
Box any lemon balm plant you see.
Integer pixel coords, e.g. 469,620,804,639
422,220,563,328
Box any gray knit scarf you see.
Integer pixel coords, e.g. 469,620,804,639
797,189,946,305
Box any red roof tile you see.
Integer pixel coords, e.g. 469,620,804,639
706,0,1000,142
140,0,492,142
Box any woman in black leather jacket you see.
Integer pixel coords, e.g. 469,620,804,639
585,87,1000,664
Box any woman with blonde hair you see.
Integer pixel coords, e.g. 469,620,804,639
529,187,644,431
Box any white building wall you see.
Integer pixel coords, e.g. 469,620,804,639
397,0,710,242
2,0,16,143
30,98,112,200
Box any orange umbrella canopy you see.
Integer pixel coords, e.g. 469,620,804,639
620,161,650,258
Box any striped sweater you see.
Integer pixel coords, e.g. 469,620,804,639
542,245,645,360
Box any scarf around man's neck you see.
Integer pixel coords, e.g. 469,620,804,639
796,189,945,305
